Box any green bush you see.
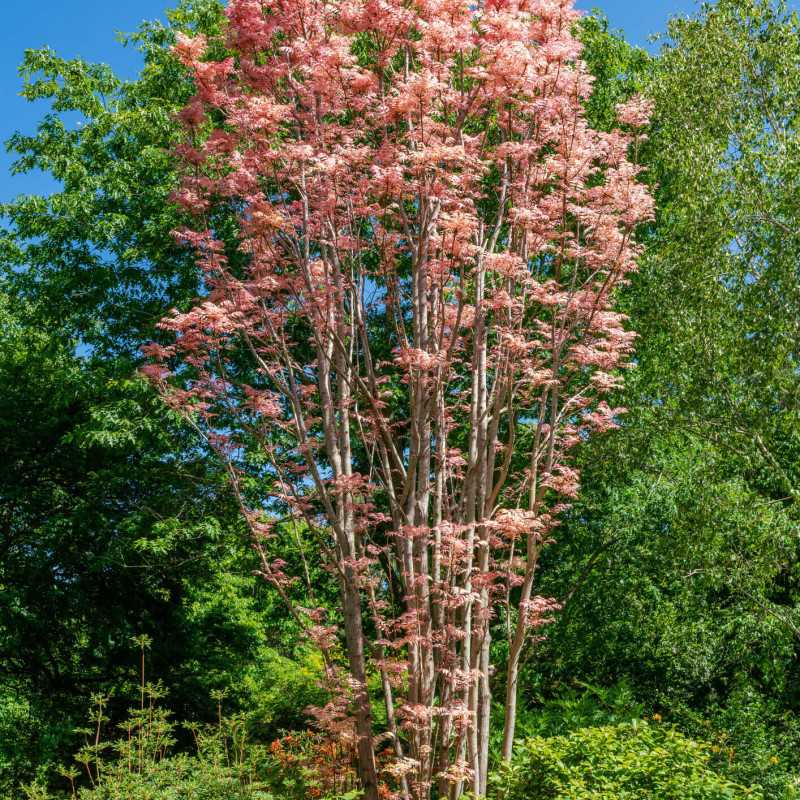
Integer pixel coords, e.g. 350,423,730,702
19,686,332,800
668,683,800,799
492,681,646,745
492,722,762,800
0,694,70,799
24,755,275,800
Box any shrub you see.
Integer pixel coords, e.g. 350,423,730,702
492,721,762,800
21,686,355,800
0,693,70,799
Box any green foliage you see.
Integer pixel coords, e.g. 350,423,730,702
578,13,651,132
0,693,72,798
638,0,800,503
18,678,368,800
1,0,227,359
3,0,800,798
0,287,325,794
0,5,322,795
499,683,646,742
492,723,761,800
22,688,286,800
512,2,800,795
673,685,800,800
537,431,798,698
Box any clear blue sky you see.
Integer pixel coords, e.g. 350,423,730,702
0,0,697,201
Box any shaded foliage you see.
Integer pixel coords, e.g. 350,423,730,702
0,2,321,794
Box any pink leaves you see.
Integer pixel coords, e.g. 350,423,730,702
393,347,445,373
139,362,171,382
226,95,288,134
485,252,527,280
388,71,445,120
493,509,545,541
225,0,276,53
519,596,562,628
177,97,205,129
173,32,207,66
542,465,581,499
243,385,283,418
617,94,655,129
582,401,627,433
329,472,369,495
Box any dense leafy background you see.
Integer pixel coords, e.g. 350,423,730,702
1,0,798,797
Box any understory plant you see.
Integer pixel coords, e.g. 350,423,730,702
491,721,764,800
22,685,357,800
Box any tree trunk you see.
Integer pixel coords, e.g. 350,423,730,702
501,558,538,761
478,632,491,796
501,633,523,762
341,567,380,800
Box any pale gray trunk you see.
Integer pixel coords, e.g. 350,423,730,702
341,567,380,800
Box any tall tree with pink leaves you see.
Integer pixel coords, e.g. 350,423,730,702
144,0,654,796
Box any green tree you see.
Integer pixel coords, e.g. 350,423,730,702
524,1,800,795
2,0,226,358
0,2,321,794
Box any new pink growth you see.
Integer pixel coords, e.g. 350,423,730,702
145,1,653,797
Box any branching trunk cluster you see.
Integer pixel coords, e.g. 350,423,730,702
146,1,654,798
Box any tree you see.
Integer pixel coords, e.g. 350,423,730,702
146,1,653,797
0,285,302,794
1,0,226,360
637,0,800,511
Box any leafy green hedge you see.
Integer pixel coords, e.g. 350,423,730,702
492,722,762,800
24,756,275,800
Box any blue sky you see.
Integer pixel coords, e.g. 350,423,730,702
0,0,697,201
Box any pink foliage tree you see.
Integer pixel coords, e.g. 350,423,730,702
144,0,653,797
